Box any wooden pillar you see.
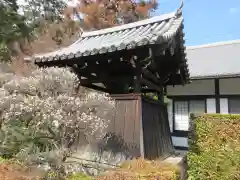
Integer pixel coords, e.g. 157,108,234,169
215,78,220,113
157,87,164,103
133,75,141,93
131,58,145,157
132,59,142,93
158,84,174,153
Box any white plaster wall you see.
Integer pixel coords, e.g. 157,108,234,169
220,78,240,95
167,99,173,132
206,98,216,113
220,98,229,114
167,79,215,96
174,114,189,131
174,101,189,131
172,136,188,148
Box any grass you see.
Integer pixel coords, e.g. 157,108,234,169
95,158,180,180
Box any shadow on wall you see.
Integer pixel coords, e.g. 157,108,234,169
64,132,136,176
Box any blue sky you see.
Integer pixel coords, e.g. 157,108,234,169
153,0,240,46
17,0,240,46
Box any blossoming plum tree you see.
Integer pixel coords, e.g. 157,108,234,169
0,65,115,166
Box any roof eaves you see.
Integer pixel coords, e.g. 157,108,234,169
34,16,184,63
186,39,240,50
33,1,186,63
190,73,240,80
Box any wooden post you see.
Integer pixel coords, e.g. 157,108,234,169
157,80,164,103
157,90,164,103
131,58,142,93
131,57,145,158
215,78,220,113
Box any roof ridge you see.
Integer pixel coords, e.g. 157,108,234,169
186,39,240,50
78,0,184,38
81,12,177,38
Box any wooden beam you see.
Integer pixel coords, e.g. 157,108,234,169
130,57,142,93
151,42,170,56
80,76,132,84
166,75,182,86
71,60,134,79
157,91,164,103
140,78,162,92
141,88,160,93
142,68,161,85
72,64,115,85
35,46,149,66
80,83,110,93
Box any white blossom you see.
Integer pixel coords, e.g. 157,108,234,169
0,66,115,146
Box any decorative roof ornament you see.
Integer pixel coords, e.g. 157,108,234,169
175,0,184,17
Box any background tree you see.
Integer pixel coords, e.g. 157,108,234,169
0,0,69,61
0,0,79,75
0,0,158,63
0,0,31,61
64,0,158,30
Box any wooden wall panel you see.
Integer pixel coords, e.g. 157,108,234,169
107,94,173,159
142,97,173,160
109,94,141,157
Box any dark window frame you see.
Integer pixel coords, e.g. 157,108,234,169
228,97,240,114
171,98,207,137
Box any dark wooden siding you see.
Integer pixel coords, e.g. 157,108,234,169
142,96,173,160
108,94,142,157
107,94,173,159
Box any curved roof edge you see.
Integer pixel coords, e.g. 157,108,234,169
81,0,184,37
81,12,176,37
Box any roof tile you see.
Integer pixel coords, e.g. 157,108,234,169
33,11,184,62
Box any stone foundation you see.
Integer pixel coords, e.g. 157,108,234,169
164,151,188,180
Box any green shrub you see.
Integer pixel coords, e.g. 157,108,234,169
67,173,93,180
188,114,240,180
0,67,115,174
0,156,6,163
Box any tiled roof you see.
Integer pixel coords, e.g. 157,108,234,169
186,40,240,79
34,10,184,63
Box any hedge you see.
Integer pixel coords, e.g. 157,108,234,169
187,114,240,180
